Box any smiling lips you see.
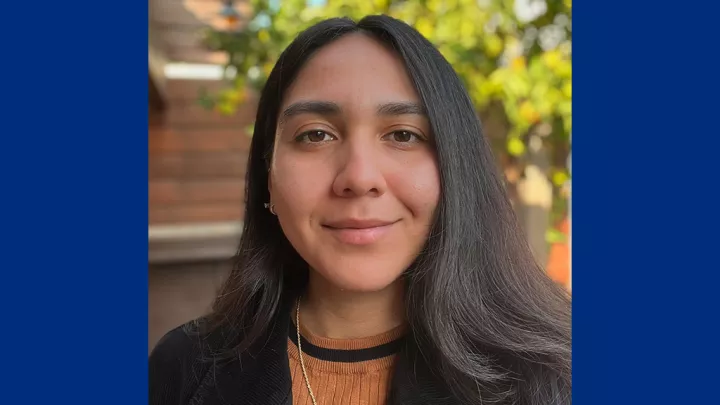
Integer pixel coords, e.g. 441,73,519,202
322,219,398,245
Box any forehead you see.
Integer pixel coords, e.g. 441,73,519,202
282,33,420,109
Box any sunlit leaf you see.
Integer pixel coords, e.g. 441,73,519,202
258,29,270,44
552,170,569,187
373,0,389,9
519,100,540,123
555,60,572,78
215,102,236,116
542,49,562,69
484,35,503,58
415,17,434,39
507,137,526,157
510,56,526,72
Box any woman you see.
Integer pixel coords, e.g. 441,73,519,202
150,15,571,405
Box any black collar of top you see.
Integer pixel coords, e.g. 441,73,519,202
154,293,459,405
288,320,404,363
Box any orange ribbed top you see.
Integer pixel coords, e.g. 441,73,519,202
287,322,406,405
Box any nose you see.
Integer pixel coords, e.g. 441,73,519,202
331,141,387,198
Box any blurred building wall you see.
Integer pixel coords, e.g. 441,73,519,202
148,77,256,352
148,0,259,353
149,79,254,224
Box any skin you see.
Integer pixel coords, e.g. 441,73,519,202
269,33,440,338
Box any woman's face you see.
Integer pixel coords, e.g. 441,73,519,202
270,33,440,292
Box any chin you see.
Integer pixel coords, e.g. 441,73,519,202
316,258,406,293
330,271,402,293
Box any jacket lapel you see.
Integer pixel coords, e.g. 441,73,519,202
201,302,294,405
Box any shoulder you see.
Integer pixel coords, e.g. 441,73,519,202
149,320,212,405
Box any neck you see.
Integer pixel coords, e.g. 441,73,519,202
298,273,405,339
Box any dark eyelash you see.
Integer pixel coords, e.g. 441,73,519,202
295,130,334,143
386,130,425,142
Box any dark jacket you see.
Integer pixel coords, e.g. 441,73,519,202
149,297,459,405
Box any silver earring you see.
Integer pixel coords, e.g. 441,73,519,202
264,202,277,215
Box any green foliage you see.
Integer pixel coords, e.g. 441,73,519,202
200,0,572,220
546,227,567,244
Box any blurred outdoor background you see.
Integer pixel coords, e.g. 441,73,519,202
148,0,572,352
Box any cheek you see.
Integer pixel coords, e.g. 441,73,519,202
270,150,329,223
387,158,441,220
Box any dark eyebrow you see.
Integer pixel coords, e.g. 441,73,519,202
376,101,427,117
279,101,342,125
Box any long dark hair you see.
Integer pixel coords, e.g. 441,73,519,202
208,15,571,405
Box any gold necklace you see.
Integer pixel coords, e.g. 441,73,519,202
296,297,318,405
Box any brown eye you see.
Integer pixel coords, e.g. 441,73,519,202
296,130,335,143
384,130,421,143
307,131,327,142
